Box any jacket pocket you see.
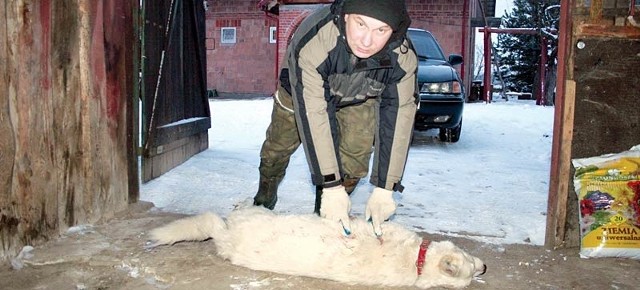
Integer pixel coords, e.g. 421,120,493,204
328,73,386,103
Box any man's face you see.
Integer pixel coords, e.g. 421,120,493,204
344,14,393,59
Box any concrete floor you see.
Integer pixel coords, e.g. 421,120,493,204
1,202,639,290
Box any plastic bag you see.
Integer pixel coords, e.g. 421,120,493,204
572,144,640,259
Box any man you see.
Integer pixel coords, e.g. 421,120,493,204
253,0,418,236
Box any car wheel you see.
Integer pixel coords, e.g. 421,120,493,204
438,121,462,143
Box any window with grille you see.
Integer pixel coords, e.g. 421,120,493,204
221,27,236,44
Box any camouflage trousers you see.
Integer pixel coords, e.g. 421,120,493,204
258,85,376,187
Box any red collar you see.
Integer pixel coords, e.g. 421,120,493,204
415,238,431,276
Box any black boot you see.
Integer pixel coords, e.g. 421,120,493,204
253,176,282,210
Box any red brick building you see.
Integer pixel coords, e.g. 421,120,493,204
205,0,278,97
205,0,491,98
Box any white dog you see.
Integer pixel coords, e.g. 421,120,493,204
148,207,486,289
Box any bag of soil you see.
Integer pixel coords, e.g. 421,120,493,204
572,144,640,259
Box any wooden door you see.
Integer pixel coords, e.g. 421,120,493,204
141,0,211,182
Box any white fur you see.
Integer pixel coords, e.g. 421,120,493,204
148,207,485,289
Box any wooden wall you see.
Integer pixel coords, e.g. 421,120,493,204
546,0,640,248
0,0,137,259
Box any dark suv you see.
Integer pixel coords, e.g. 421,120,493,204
407,28,465,143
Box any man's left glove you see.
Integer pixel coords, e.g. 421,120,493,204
365,187,396,236
320,185,352,235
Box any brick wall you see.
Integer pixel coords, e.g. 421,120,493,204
277,5,315,72
277,2,471,63
407,0,475,92
276,0,474,93
205,0,477,97
409,1,465,53
205,0,277,97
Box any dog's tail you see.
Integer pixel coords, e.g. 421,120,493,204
147,212,227,248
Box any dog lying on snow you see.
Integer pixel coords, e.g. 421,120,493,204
147,206,486,289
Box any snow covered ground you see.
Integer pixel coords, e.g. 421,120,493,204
141,97,555,246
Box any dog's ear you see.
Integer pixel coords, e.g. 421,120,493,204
438,255,461,277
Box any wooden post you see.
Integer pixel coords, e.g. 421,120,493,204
537,37,548,105
483,26,492,102
590,0,603,22
0,0,135,260
548,80,576,248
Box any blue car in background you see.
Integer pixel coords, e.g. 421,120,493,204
407,28,465,143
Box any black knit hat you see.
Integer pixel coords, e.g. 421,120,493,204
342,0,408,31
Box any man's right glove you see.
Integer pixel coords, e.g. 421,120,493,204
319,185,352,235
365,187,396,237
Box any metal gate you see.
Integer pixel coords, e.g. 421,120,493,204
140,0,210,182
